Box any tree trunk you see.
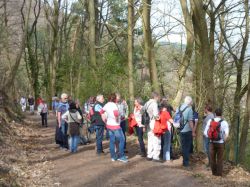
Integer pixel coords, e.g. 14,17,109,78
128,0,135,111
88,0,97,66
142,0,160,93
239,65,250,162
173,0,194,108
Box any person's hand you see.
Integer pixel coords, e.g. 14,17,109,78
192,131,196,137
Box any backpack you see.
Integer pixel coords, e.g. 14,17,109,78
141,102,153,127
173,106,189,131
207,119,223,141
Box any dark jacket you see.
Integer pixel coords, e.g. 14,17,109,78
91,102,105,126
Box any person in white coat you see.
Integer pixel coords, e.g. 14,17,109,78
143,92,161,162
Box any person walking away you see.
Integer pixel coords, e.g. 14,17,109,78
28,95,35,114
202,104,214,167
38,100,48,127
143,92,161,162
20,96,26,112
204,108,229,176
175,96,195,167
100,93,128,163
133,97,146,157
57,93,69,149
92,95,106,155
116,93,128,152
62,102,82,153
159,102,174,162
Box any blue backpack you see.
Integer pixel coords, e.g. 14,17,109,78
174,106,189,131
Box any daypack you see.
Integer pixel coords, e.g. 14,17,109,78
173,106,189,131
141,102,153,127
207,119,223,141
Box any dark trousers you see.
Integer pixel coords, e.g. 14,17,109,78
209,143,224,176
41,113,48,127
120,120,127,150
180,131,192,166
95,125,104,153
135,126,146,154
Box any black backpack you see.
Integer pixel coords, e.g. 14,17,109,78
141,102,153,127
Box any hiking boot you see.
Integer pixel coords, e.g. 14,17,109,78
117,156,128,163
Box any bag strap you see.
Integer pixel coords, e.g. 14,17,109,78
69,112,80,124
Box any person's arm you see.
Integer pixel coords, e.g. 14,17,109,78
223,122,229,141
57,112,62,127
203,119,211,137
61,111,69,123
188,108,195,136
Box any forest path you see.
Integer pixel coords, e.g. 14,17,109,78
25,112,209,187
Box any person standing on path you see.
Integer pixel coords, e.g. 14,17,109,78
202,104,214,166
133,97,146,157
204,108,229,176
92,95,106,155
100,93,128,163
20,96,27,112
62,102,82,153
116,93,128,152
57,93,69,149
143,92,161,162
175,96,195,167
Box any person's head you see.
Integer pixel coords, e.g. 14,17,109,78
96,94,104,103
116,93,121,102
214,108,222,117
134,97,143,107
205,104,213,114
184,96,192,106
151,92,160,101
69,102,77,110
108,93,117,103
61,93,68,103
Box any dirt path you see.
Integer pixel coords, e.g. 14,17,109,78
23,112,208,187
24,113,209,187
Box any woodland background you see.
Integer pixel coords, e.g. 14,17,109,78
0,0,249,170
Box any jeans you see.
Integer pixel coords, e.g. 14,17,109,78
180,131,193,166
203,136,210,163
95,125,104,153
120,120,127,149
69,135,79,152
135,126,146,154
108,128,125,159
162,131,171,161
106,128,110,140
41,113,48,127
61,120,68,135
209,143,224,176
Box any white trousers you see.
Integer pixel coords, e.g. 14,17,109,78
29,105,34,112
147,120,161,160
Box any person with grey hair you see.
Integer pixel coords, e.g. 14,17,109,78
174,96,195,167
143,92,161,162
92,94,106,155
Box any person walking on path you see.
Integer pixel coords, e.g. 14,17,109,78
92,94,106,155
143,92,161,162
38,100,48,127
100,93,128,163
62,102,82,153
20,96,26,112
175,96,195,167
28,95,35,114
204,108,229,176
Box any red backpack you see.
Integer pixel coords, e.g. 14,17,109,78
207,119,223,141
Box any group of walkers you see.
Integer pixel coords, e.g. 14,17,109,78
21,91,229,177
